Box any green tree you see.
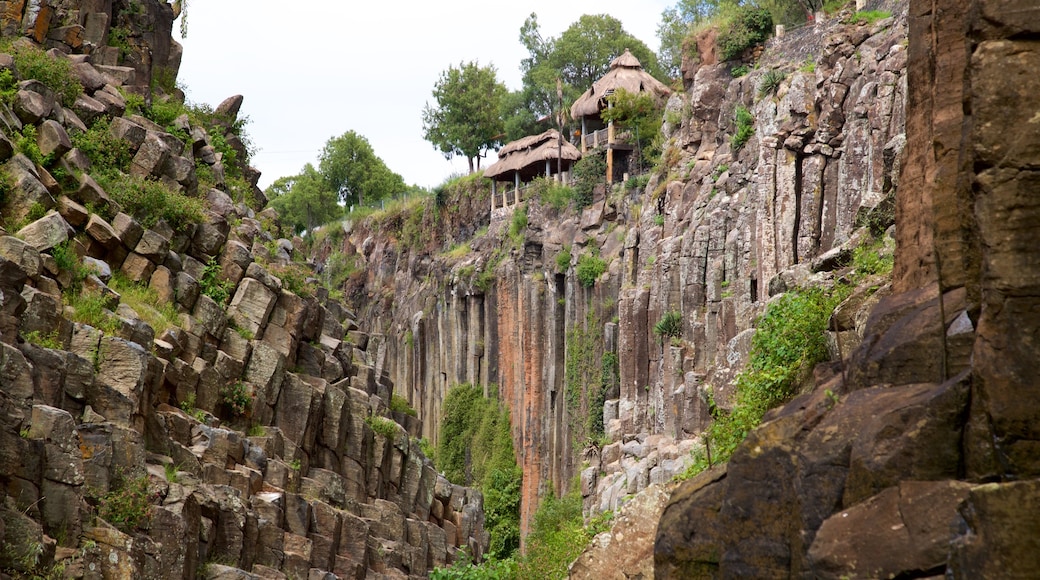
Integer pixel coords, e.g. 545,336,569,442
422,61,507,174
601,88,665,169
514,13,664,132
319,130,405,208
657,0,726,78
265,163,342,234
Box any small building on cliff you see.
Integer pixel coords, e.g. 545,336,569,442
484,128,581,212
570,49,670,183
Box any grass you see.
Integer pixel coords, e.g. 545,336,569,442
96,174,204,231
22,329,63,349
850,10,891,25
10,43,83,107
365,415,399,438
65,290,120,335
653,311,683,341
108,272,181,334
390,394,418,417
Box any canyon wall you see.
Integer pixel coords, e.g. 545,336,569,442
0,2,487,578
654,0,1040,576
344,0,909,536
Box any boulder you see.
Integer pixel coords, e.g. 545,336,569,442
16,211,71,251
228,278,277,337
36,119,72,158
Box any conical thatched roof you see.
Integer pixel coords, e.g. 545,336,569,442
484,129,582,181
570,49,671,119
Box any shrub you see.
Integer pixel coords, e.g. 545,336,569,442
654,311,683,340
576,252,607,288
66,290,119,335
730,105,755,151
11,44,82,106
508,204,527,248
71,119,134,177
22,329,62,349
390,394,418,417
15,124,51,167
93,469,154,533
571,149,607,208
625,173,651,191
365,415,399,438
852,237,894,277
199,258,234,305
555,246,571,272
757,68,787,98
717,6,773,61
220,381,251,417
97,174,203,231
0,68,16,103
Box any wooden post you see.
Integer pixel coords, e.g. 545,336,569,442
514,173,520,205
491,181,497,210
606,122,615,183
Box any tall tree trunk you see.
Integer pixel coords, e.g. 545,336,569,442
468,156,475,174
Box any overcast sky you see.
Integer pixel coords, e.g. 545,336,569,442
176,1,672,190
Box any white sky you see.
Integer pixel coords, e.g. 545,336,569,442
176,1,672,190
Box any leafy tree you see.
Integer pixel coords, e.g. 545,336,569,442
657,0,726,78
514,13,663,135
601,88,665,168
422,61,507,174
319,130,405,208
265,164,341,234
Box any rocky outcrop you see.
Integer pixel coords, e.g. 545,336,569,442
0,19,485,580
337,3,909,539
654,0,1040,577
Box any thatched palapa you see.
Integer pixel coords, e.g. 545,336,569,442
570,49,671,120
484,129,582,182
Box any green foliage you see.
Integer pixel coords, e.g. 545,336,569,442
179,393,206,422
107,26,133,58
653,213,665,226
11,44,82,106
576,252,607,288
93,469,154,533
529,177,575,211
565,312,606,441
508,204,527,248
730,105,755,151
199,258,234,305
757,68,787,98
72,119,134,177
66,291,119,335
704,286,847,465
437,384,522,560
266,164,342,233
571,149,606,208
423,61,507,173
852,237,894,277
654,311,683,340
731,64,750,77
390,394,418,417
220,382,251,417
22,329,62,349
16,124,51,167
430,554,518,580
602,88,665,168
717,6,773,61
517,488,596,579
144,96,186,127
518,13,663,129
626,174,651,191
164,463,179,483
0,68,17,104
319,130,405,208
365,415,400,438
851,9,891,24
799,58,816,73
555,246,571,272
108,272,180,333
97,174,203,231
657,0,723,79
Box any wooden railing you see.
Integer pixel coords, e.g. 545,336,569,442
582,128,610,150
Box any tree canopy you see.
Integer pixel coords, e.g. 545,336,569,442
319,130,406,208
422,61,507,174
508,13,664,140
265,163,341,235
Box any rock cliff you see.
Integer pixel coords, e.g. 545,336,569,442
0,2,487,579
654,0,1040,577
337,0,909,543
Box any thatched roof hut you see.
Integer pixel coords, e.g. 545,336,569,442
484,129,582,182
570,49,671,120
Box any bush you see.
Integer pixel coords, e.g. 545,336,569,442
532,178,575,211
555,246,571,273
220,381,251,417
365,415,399,438
508,204,527,248
571,149,606,208
390,393,418,417
72,119,134,177
93,469,154,533
717,6,773,61
11,44,82,106
653,311,683,340
199,258,235,305
730,105,755,151
97,174,203,231
576,252,607,288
